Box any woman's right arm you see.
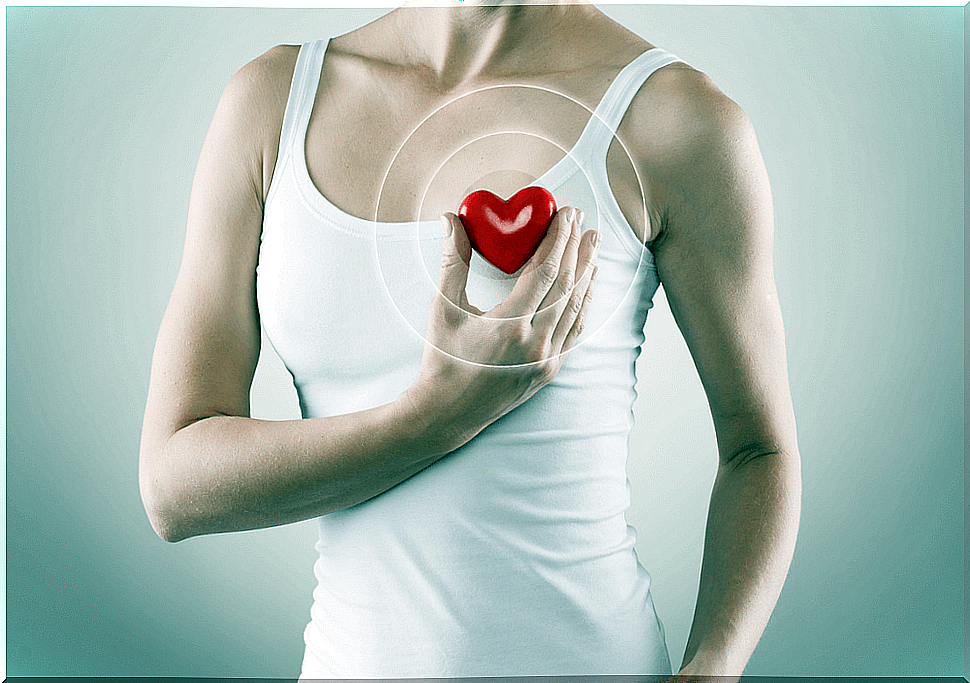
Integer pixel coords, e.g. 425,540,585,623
139,48,599,543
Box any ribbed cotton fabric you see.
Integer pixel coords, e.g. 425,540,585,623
256,38,683,679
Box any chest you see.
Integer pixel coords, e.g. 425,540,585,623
302,59,650,240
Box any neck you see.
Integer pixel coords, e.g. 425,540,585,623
392,1,593,88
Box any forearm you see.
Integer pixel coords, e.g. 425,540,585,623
141,392,449,543
680,450,802,675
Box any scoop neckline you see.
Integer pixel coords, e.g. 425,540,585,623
292,39,665,242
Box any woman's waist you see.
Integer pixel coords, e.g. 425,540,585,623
312,501,646,616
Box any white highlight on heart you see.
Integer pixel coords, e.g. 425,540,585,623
483,204,533,234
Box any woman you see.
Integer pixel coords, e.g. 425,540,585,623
139,1,801,679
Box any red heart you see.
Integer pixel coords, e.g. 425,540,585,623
457,187,557,275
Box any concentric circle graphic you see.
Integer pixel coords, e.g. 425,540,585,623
372,83,651,368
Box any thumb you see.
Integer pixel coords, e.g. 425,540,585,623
438,212,471,304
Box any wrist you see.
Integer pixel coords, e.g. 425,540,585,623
396,376,467,456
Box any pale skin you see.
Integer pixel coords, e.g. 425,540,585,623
139,1,801,679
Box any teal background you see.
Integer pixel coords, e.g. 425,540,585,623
5,4,964,678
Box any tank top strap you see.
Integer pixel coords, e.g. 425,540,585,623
273,38,330,182
571,48,684,167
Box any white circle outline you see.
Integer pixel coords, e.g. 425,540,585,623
373,82,650,368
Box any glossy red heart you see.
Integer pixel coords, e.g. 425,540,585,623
458,187,557,275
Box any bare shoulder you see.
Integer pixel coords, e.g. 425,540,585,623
619,62,769,245
622,63,754,177
218,44,301,202
219,44,299,126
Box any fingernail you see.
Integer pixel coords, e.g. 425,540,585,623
591,230,601,249
441,215,452,238
576,210,585,225
566,207,577,223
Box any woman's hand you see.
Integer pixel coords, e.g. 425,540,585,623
402,206,599,453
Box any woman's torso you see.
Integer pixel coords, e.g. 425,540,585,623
254,9,690,678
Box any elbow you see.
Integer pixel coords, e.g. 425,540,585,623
139,453,194,544
721,441,801,473
148,506,189,544
149,513,186,544
140,478,185,543
718,444,802,509
144,496,196,544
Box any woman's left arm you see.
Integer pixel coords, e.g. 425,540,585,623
632,68,802,677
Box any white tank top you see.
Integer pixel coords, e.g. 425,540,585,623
257,38,683,678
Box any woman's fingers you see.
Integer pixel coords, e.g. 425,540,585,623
533,211,582,317
554,260,597,354
437,205,598,363
495,207,576,318
437,213,472,307
536,225,598,353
